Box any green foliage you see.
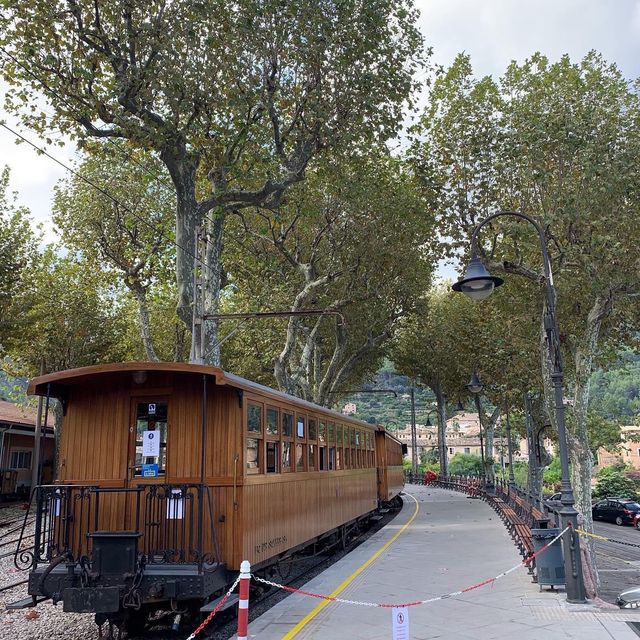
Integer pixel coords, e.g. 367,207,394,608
421,448,440,465
448,453,483,476
587,413,624,458
6,250,126,377
1,0,429,363
594,464,638,500
511,462,529,488
0,167,39,354
589,351,640,421
543,457,562,491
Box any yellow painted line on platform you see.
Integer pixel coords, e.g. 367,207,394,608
281,493,420,640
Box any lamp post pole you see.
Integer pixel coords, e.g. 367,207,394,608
474,394,486,488
452,210,586,603
505,398,516,489
410,384,418,480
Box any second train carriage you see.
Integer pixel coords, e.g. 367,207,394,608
15,362,403,628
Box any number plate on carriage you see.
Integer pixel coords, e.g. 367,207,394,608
62,586,120,613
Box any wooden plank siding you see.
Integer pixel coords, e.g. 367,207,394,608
30,363,393,573
239,470,377,568
375,429,404,502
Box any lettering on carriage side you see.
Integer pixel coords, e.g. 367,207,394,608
255,535,288,555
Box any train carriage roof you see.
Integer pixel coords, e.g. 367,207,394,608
28,361,381,430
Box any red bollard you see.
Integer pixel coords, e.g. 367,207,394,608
236,560,251,640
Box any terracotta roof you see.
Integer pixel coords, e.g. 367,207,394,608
0,399,37,427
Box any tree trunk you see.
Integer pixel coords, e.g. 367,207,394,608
483,407,500,487
567,294,613,591
160,144,199,344
202,213,226,365
129,282,159,361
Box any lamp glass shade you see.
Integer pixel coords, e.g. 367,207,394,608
466,372,484,395
452,256,503,300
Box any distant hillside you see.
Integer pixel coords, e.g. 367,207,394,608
338,361,438,430
589,350,640,421
341,351,640,431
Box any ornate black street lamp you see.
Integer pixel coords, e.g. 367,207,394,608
452,210,586,604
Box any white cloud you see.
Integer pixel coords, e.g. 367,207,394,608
416,0,640,80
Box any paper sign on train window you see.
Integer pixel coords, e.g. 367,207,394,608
142,430,161,456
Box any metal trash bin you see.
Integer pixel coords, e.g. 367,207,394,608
531,527,565,590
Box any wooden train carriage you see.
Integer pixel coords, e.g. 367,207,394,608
21,362,382,616
375,428,404,502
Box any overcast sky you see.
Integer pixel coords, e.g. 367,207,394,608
1,0,639,245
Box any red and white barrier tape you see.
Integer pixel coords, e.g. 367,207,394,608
252,526,569,609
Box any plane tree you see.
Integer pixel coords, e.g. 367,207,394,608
393,281,541,481
222,154,436,405
53,148,176,361
0,167,39,355
410,52,640,539
0,0,427,364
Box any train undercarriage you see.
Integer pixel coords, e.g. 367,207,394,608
10,484,400,639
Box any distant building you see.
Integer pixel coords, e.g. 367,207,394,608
597,425,640,470
0,399,55,494
394,414,507,464
342,402,357,415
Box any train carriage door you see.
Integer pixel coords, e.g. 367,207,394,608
128,399,169,485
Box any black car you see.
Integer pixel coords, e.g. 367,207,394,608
592,498,640,526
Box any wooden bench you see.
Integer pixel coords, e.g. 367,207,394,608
488,496,535,571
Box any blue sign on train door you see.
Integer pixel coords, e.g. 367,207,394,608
141,463,159,477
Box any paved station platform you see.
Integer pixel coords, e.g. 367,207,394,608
248,485,640,639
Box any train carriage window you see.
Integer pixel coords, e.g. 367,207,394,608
319,422,328,469
328,422,335,444
266,442,279,473
337,425,343,446
282,412,293,438
246,438,261,474
328,446,336,470
282,441,292,471
135,401,168,476
319,446,327,471
247,403,262,433
267,407,279,436
308,444,317,470
297,415,305,439
308,418,317,441
296,443,306,471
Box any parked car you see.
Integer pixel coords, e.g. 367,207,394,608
592,498,640,526
544,492,563,509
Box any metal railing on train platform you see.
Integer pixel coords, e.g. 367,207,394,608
407,472,560,527
13,483,221,572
